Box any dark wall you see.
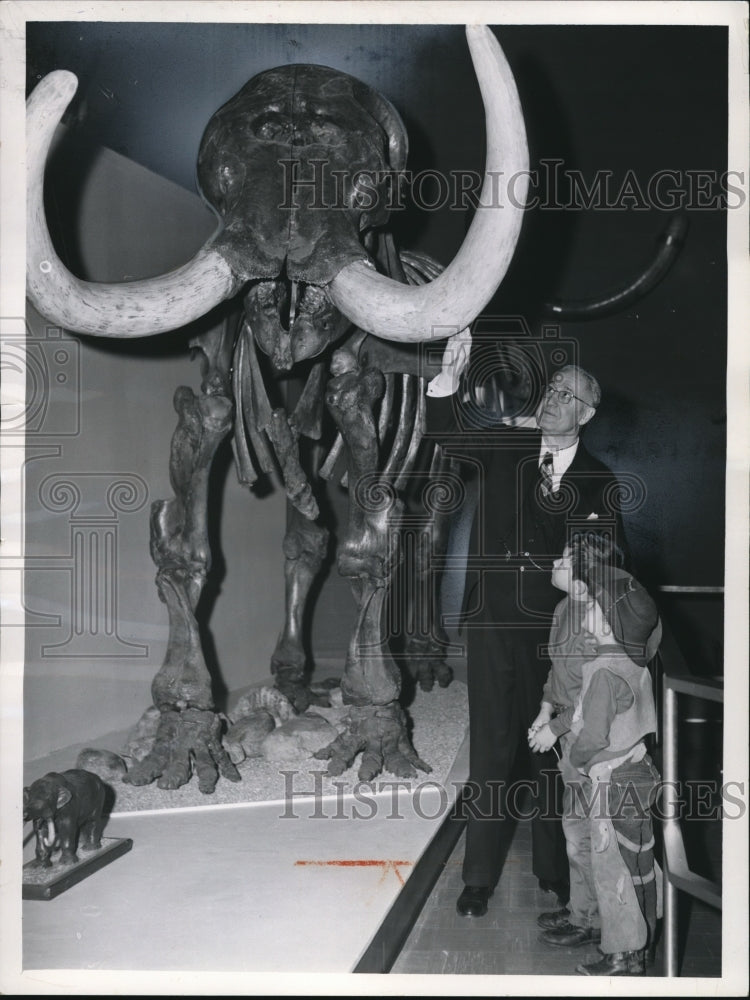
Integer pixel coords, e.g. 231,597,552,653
27,21,729,675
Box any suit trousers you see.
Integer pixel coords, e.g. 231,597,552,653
461,616,569,889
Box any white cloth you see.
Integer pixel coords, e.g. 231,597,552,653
426,327,472,397
426,371,457,397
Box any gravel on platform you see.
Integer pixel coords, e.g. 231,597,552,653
108,681,469,816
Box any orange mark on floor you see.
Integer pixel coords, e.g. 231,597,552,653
295,859,414,885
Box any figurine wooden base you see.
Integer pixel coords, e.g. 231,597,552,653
23,837,133,900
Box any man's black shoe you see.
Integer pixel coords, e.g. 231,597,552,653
539,920,601,947
538,878,570,906
456,885,493,917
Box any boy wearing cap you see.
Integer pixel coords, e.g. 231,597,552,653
529,530,662,976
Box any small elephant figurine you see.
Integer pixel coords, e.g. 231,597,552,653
24,769,107,868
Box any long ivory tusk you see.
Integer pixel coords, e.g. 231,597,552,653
43,819,56,847
544,213,689,320
328,26,528,343
26,71,240,337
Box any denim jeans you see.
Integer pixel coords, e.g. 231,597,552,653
559,741,661,952
559,738,600,930
593,755,661,953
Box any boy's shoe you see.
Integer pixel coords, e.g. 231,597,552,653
576,950,645,976
537,907,571,930
539,920,601,947
598,942,655,967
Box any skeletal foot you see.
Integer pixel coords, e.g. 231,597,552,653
124,708,241,793
313,702,431,782
415,659,454,692
272,662,330,713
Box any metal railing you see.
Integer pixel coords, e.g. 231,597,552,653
657,584,724,977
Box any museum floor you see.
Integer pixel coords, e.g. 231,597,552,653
392,815,722,979
15,659,726,994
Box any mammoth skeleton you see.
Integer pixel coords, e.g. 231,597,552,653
28,25,527,790
27,26,683,792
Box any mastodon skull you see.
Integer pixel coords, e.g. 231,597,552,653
26,27,528,348
197,63,408,369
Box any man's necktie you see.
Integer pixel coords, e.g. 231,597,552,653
539,451,554,496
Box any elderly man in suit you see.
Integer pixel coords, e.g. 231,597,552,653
425,329,627,918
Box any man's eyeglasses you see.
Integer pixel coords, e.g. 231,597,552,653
544,384,588,406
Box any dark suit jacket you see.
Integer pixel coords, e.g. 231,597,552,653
425,392,627,627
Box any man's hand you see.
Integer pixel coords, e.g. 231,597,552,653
426,327,472,397
528,722,558,754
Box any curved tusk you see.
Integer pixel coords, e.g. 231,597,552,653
543,213,689,320
27,71,240,337
328,25,528,343
44,819,56,847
